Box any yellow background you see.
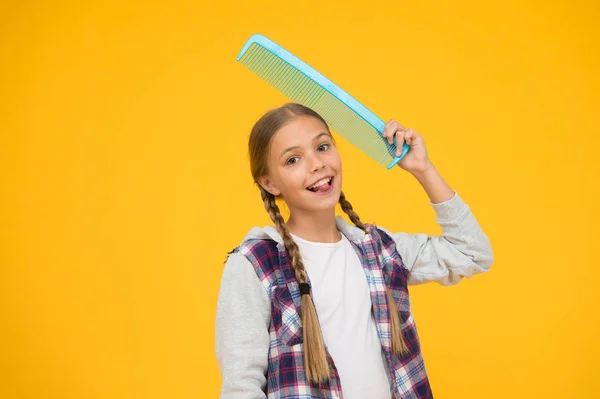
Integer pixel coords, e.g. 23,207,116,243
1,1,598,398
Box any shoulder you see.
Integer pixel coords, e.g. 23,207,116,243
237,238,280,262
361,223,411,284
217,247,272,326
224,238,281,285
364,223,397,249
221,250,255,283
364,223,409,266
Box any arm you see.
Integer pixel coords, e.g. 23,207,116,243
385,188,495,286
408,162,494,285
215,252,270,398
381,121,494,285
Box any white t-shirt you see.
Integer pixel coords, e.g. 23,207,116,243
290,232,392,399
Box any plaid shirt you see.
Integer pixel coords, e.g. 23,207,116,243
231,222,434,399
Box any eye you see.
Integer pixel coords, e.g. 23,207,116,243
286,156,299,165
317,143,330,151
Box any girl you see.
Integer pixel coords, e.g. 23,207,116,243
215,103,494,399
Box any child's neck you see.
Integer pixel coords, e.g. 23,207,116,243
286,210,341,244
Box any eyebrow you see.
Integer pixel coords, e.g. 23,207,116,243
279,132,330,159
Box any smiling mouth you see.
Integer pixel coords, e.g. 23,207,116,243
307,177,333,192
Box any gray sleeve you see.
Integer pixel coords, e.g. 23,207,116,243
381,191,495,286
215,251,271,398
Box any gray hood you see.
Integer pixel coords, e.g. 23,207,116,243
241,215,369,245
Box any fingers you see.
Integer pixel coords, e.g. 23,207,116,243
383,119,409,155
395,130,406,156
404,128,415,146
383,120,403,144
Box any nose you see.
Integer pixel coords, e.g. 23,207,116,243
309,153,324,173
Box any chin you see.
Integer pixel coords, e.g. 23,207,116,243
306,188,341,212
312,198,339,212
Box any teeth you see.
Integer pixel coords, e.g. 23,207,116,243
309,177,331,189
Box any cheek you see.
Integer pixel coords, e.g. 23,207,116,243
291,168,309,188
277,167,305,191
328,150,342,170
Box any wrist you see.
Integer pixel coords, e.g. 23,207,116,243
410,161,436,179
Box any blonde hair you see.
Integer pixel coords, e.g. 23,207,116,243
249,103,408,383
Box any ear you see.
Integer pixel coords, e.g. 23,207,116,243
257,176,281,196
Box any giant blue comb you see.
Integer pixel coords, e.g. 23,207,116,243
236,34,409,170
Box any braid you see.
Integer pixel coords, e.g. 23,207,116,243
261,188,308,283
338,191,410,357
260,188,331,382
338,191,367,232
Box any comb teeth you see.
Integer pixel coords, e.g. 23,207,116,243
239,43,399,167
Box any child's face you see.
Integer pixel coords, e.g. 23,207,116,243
259,116,342,215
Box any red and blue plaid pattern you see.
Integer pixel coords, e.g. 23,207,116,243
232,223,434,399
